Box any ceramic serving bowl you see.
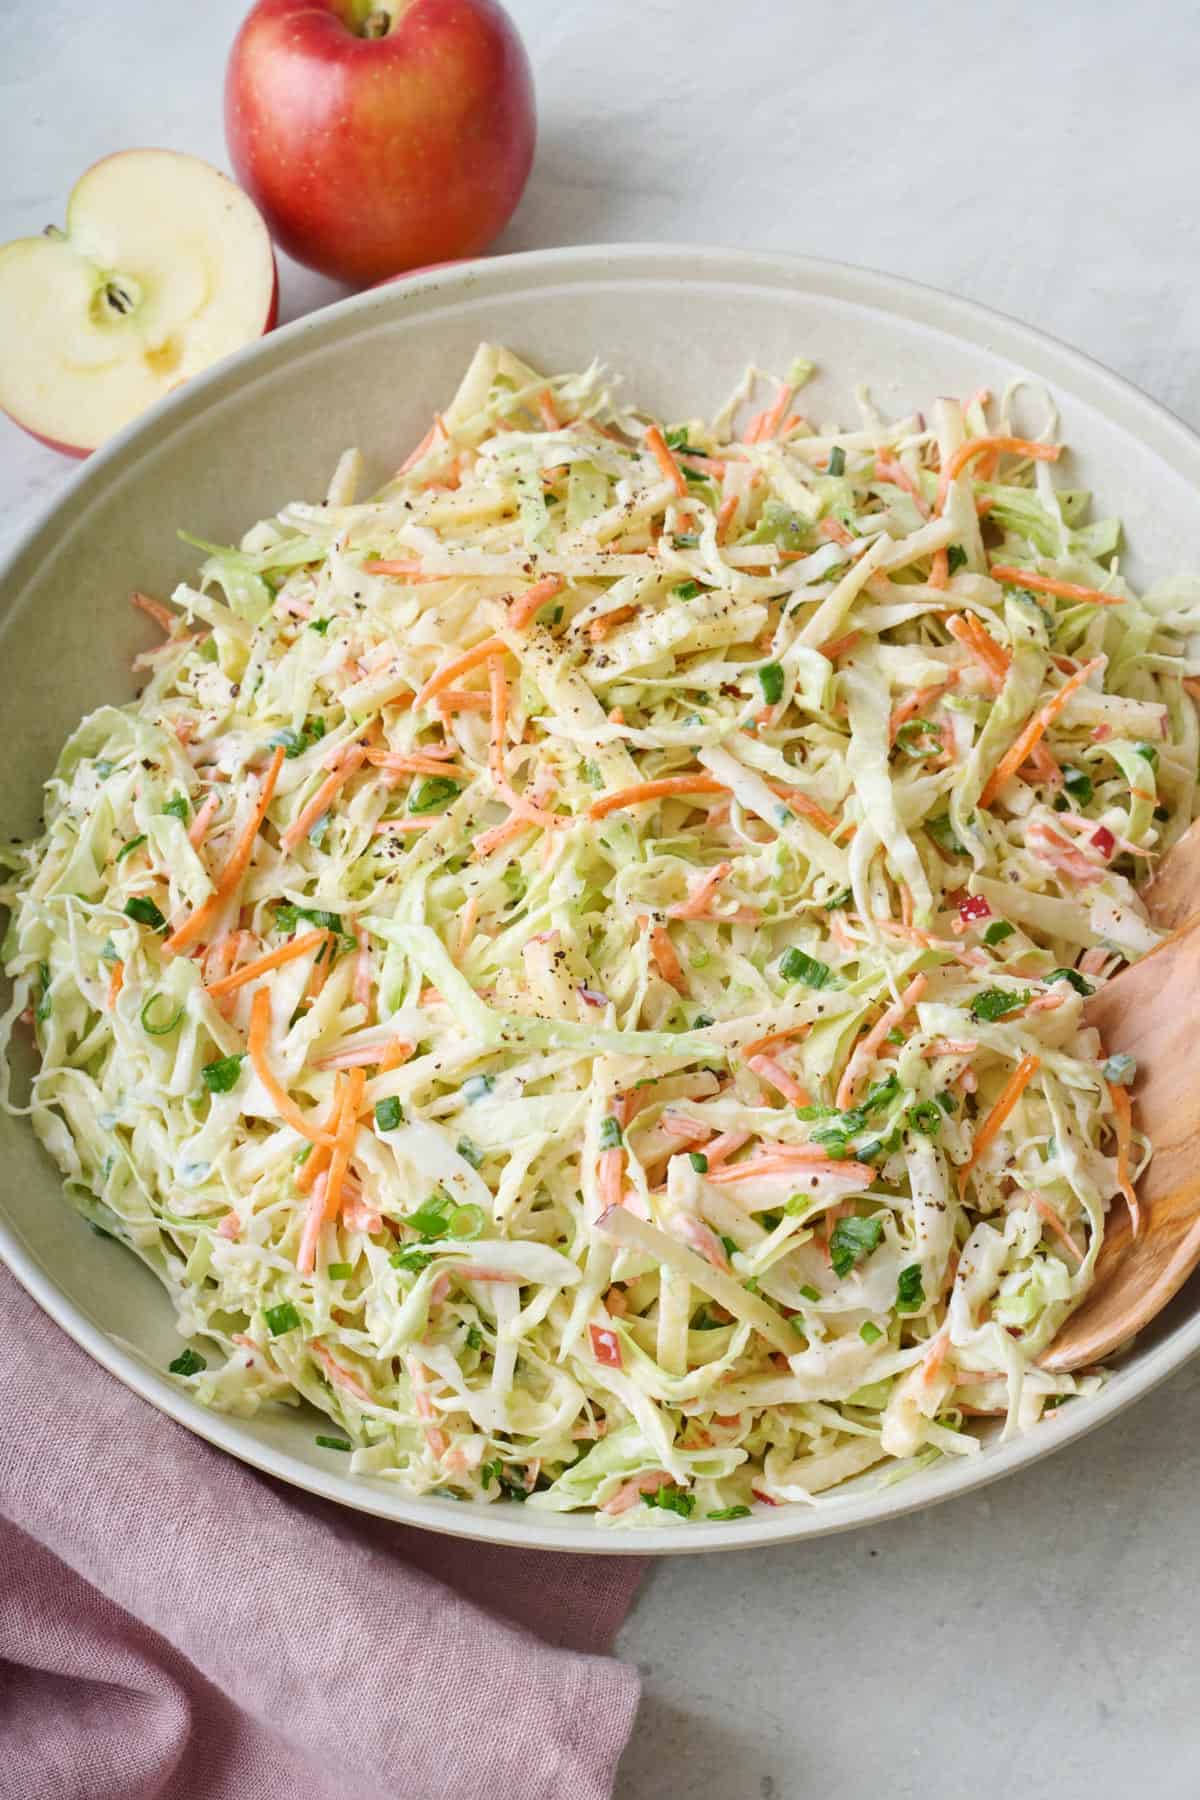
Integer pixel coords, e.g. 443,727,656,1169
3,245,1199,1554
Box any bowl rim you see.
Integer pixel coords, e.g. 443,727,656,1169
4,240,1199,1555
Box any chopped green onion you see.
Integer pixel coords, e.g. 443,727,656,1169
115,833,148,862
462,1073,495,1102
1048,967,1094,997
123,896,166,931
449,1203,486,1240
1062,766,1094,806
859,1321,884,1345
970,986,1032,1022
642,1486,696,1518
779,946,832,987
946,544,967,574
829,1215,884,1279
140,992,184,1037
327,1262,353,1281
983,920,1015,947
673,580,701,600
391,1246,433,1274
688,1151,709,1173
163,794,190,822
707,1505,752,1520
374,1096,404,1131
758,662,785,706
35,962,52,1023
201,1053,245,1094
168,1348,206,1377
799,1284,821,1303
936,1089,957,1114
824,887,853,911
408,775,461,815
906,1099,943,1136
827,446,846,477
465,1324,483,1350
895,1264,925,1314
1135,742,1159,768
315,1434,352,1452
599,1115,623,1149
406,1193,455,1239
264,1301,301,1336
456,1136,484,1170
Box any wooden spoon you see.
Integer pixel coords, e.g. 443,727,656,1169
1041,829,1200,1371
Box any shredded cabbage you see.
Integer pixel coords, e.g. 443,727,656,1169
4,343,1190,1526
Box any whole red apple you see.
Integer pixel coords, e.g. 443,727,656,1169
225,0,536,286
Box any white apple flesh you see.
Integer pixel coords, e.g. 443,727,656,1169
0,149,278,458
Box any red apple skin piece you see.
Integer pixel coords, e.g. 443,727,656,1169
225,0,536,287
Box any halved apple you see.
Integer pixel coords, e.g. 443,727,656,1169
0,149,278,458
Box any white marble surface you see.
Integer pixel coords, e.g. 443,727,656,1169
3,3,1198,1795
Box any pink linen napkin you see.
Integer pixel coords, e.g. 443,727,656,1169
0,1266,645,1800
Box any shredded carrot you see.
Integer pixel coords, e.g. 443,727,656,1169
947,613,1010,691
836,973,928,1110
888,678,956,745
747,1053,811,1108
1108,1080,1141,1235
436,688,492,715
957,1052,1040,1197
598,1145,626,1212
818,517,855,547
589,605,638,642
759,383,795,440
321,1065,366,1228
979,656,1105,808
713,492,739,545
536,387,561,431
165,746,285,955
818,630,861,661
919,1327,952,1389
398,416,445,476
589,774,727,821
935,436,1061,513
372,817,437,834
281,744,367,851
487,655,562,828
764,784,841,835
644,424,688,498
415,637,507,707
989,566,1125,606
130,591,176,633
741,1023,809,1062
312,1338,374,1404
667,861,731,920
366,751,466,778
456,894,479,961
874,452,931,516
205,928,326,999
742,409,768,445
645,921,686,991
187,792,220,849
362,559,425,579
247,985,334,1147
1033,1193,1083,1263
106,960,124,1010
928,547,950,590
508,573,565,630
708,1155,876,1187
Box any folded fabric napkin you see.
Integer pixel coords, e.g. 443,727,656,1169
0,1267,645,1800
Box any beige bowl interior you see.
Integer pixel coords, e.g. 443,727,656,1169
3,245,1199,1553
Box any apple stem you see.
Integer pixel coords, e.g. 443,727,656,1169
361,7,391,35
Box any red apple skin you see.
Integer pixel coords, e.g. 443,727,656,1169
225,0,536,287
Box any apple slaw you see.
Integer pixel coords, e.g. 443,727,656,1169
3,342,1197,1525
